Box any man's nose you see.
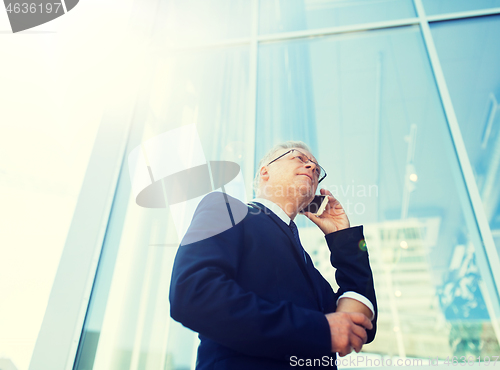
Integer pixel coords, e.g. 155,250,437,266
304,162,318,177
305,161,316,170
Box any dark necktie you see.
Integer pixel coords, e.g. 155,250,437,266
289,220,307,264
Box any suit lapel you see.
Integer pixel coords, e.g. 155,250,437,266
249,202,324,310
249,202,303,260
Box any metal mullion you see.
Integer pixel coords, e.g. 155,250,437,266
155,8,500,56
413,0,500,339
29,94,139,370
157,7,500,54
257,17,420,43
246,0,258,199
153,37,252,54
427,7,500,23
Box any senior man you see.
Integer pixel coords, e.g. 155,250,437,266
170,141,377,369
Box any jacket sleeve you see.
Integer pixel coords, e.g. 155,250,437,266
324,225,378,343
169,193,332,361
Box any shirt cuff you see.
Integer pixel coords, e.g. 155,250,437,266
337,292,375,320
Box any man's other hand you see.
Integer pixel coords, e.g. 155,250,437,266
325,312,372,357
336,297,373,320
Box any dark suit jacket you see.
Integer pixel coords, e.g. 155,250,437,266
169,192,377,370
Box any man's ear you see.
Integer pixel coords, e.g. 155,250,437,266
260,166,270,182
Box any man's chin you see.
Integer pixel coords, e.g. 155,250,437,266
295,183,315,198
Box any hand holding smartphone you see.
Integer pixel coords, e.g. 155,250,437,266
300,195,329,217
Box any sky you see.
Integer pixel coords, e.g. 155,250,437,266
0,0,147,368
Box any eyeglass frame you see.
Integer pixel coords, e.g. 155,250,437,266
266,149,327,184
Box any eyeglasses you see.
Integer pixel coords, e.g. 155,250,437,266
267,149,327,183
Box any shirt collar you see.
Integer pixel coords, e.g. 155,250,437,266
251,198,292,225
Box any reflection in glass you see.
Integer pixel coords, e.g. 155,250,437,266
259,0,415,35
431,16,500,264
257,25,500,358
422,0,500,16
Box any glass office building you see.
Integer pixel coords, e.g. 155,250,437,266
28,0,500,369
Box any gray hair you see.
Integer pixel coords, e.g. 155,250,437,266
253,141,312,194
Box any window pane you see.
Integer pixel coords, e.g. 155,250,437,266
259,0,416,35
257,26,500,358
153,0,252,47
74,46,250,370
431,16,500,255
423,0,500,16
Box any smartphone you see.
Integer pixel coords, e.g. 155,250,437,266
300,195,328,216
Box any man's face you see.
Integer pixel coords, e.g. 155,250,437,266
262,148,320,199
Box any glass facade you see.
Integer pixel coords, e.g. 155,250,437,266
257,23,500,359
74,47,251,370
34,1,500,369
259,0,416,34
422,0,500,16
154,0,252,46
431,15,500,256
